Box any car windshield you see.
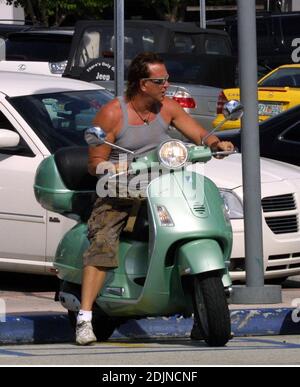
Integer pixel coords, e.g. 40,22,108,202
9,89,112,153
5,35,72,62
258,68,300,88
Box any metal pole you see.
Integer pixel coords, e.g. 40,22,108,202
231,0,281,304
199,0,206,29
114,0,124,97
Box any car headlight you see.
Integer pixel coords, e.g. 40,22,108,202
49,60,68,74
219,189,244,219
158,140,188,169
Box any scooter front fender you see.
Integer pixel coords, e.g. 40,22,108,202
177,239,227,276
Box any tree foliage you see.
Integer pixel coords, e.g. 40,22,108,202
148,0,192,22
6,0,238,26
6,0,113,26
142,0,237,22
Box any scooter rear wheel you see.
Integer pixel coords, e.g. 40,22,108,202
193,272,231,347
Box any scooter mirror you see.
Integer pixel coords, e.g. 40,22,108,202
84,126,135,155
84,126,106,146
223,100,244,121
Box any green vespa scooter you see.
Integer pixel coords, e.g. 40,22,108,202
34,100,243,347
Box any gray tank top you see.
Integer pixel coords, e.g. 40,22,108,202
109,96,171,162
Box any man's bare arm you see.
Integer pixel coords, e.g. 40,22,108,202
164,97,234,153
88,100,120,175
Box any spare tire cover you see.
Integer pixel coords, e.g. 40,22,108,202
80,58,115,82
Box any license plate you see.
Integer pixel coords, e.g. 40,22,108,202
258,103,283,116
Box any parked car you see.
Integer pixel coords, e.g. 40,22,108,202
207,11,300,70
65,20,235,89
64,19,236,129
0,23,30,37
213,64,300,130
216,103,300,167
192,155,300,282
85,78,220,131
0,22,225,129
0,71,299,282
0,28,73,76
0,72,111,274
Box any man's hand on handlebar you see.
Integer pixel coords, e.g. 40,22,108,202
211,141,236,159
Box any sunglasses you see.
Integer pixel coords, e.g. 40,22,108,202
142,76,169,85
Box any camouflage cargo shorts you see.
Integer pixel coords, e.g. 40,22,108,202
83,197,136,268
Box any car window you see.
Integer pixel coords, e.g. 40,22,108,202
162,54,235,88
173,33,195,53
8,89,112,153
280,122,300,144
0,110,34,157
258,67,300,87
142,29,154,51
75,26,152,68
204,36,231,55
5,35,72,62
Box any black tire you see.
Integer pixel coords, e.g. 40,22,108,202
193,273,231,347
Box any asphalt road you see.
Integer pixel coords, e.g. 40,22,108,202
0,336,299,366
0,272,299,367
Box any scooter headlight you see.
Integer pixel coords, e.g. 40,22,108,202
158,140,188,169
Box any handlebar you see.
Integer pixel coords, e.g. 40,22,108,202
211,148,239,157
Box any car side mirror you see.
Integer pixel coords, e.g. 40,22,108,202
0,129,20,148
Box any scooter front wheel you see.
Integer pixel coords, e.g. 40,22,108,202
193,272,231,347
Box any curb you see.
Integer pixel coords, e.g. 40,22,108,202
0,308,299,344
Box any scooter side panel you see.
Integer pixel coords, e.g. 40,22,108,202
34,155,74,214
55,223,89,283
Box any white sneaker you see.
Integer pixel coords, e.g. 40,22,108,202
76,320,97,345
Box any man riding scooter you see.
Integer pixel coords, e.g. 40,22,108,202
76,52,235,345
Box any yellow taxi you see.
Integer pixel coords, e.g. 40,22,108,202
213,64,300,130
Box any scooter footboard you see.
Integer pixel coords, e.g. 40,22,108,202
177,239,227,276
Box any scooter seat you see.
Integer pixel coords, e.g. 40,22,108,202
54,146,97,191
53,147,150,239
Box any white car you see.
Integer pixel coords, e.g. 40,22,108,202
0,29,73,76
0,71,299,282
192,157,300,281
0,71,111,274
